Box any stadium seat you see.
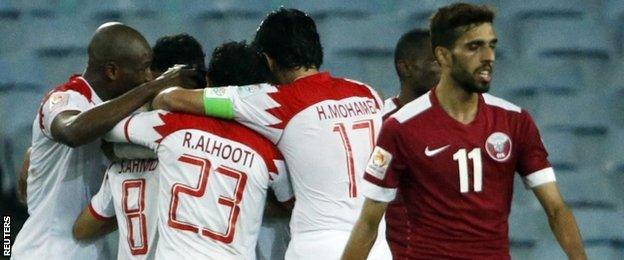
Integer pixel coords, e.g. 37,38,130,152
189,0,270,51
558,169,621,210
540,130,577,171
290,0,372,19
508,205,544,259
24,16,89,87
605,129,624,175
521,18,613,65
397,0,456,28
0,2,23,55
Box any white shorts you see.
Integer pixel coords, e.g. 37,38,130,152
285,230,391,260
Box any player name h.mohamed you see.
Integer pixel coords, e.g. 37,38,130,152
315,99,378,121
182,131,257,168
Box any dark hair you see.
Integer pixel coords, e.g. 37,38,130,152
253,7,323,70
207,41,272,87
394,28,430,78
151,33,206,72
430,3,495,53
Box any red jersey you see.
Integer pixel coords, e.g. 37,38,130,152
381,96,410,260
363,89,555,259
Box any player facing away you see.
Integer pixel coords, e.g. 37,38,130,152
104,109,293,259
342,3,587,260
383,28,440,260
11,23,195,260
71,33,208,260
152,8,392,260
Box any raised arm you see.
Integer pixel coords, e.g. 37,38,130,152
341,198,388,260
151,87,205,115
51,67,196,147
533,182,587,260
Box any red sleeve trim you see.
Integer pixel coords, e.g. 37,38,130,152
364,172,387,187
124,114,137,144
88,203,115,222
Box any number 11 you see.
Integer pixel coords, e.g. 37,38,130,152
452,148,483,193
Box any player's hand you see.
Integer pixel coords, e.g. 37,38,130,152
154,64,199,89
101,140,121,163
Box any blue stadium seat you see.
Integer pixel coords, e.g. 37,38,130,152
0,2,23,55
558,169,621,210
540,130,578,171
25,16,89,87
189,0,269,51
521,18,612,61
329,14,403,97
508,206,546,259
605,129,624,175
290,0,372,19
397,0,456,28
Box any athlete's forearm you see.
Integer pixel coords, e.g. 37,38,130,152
152,87,205,115
547,206,586,260
341,217,379,260
52,81,166,147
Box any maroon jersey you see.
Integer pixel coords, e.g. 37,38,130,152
381,96,410,260
363,89,555,259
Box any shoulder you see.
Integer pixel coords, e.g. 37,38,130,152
390,91,433,124
482,93,522,113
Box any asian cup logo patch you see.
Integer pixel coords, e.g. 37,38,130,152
366,146,392,180
485,132,512,162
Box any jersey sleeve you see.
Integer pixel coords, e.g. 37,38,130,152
41,90,91,137
268,159,293,202
516,111,556,189
105,110,169,151
361,119,407,202
89,172,116,220
203,84,284,143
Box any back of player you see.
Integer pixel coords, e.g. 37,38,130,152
89,159,160,259
106,111,292,259
153,8,391,259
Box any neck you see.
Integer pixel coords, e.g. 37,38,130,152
435,72,479,124
397,81,425,106
278,67,319,84
82,68,114,101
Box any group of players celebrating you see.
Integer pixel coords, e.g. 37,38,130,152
11,2,587,260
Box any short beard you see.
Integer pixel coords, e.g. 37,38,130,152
450,57,490,94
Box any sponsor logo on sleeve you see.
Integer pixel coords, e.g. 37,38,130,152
49,92,69,110
366,146,393,180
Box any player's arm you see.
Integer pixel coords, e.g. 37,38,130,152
51,66,197,147
341,198,388,260
17,147,31,204
533,182,587,260
72,206,117,241
151,87,206,115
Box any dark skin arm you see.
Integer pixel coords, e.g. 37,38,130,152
342,198,388,260
533,182,587,260
151,87,205,115
17,148,31,204
73,206,117,241
51,67,197,147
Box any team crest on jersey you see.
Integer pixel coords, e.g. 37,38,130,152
366,146,392,180
485,132,512,162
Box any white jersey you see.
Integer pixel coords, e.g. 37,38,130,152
12,75,110,260
89,159,160,260
202,72,391,259
105,110,293,259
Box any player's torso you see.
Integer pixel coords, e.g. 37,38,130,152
396,93,522,255
154,128,272,259
107,159,159,260
276,77,383,234
12,109,107,260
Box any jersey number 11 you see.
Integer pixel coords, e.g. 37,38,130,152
453,148,483,193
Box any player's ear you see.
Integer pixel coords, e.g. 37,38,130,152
434,46,452,68
263,53,277,73
104,61,119,81
396,60,411,78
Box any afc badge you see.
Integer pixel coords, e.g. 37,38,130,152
49,92,69,110
485,132,512,162
366,146,392,180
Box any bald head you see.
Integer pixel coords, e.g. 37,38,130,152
88,22,151,67
85,22,153,100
